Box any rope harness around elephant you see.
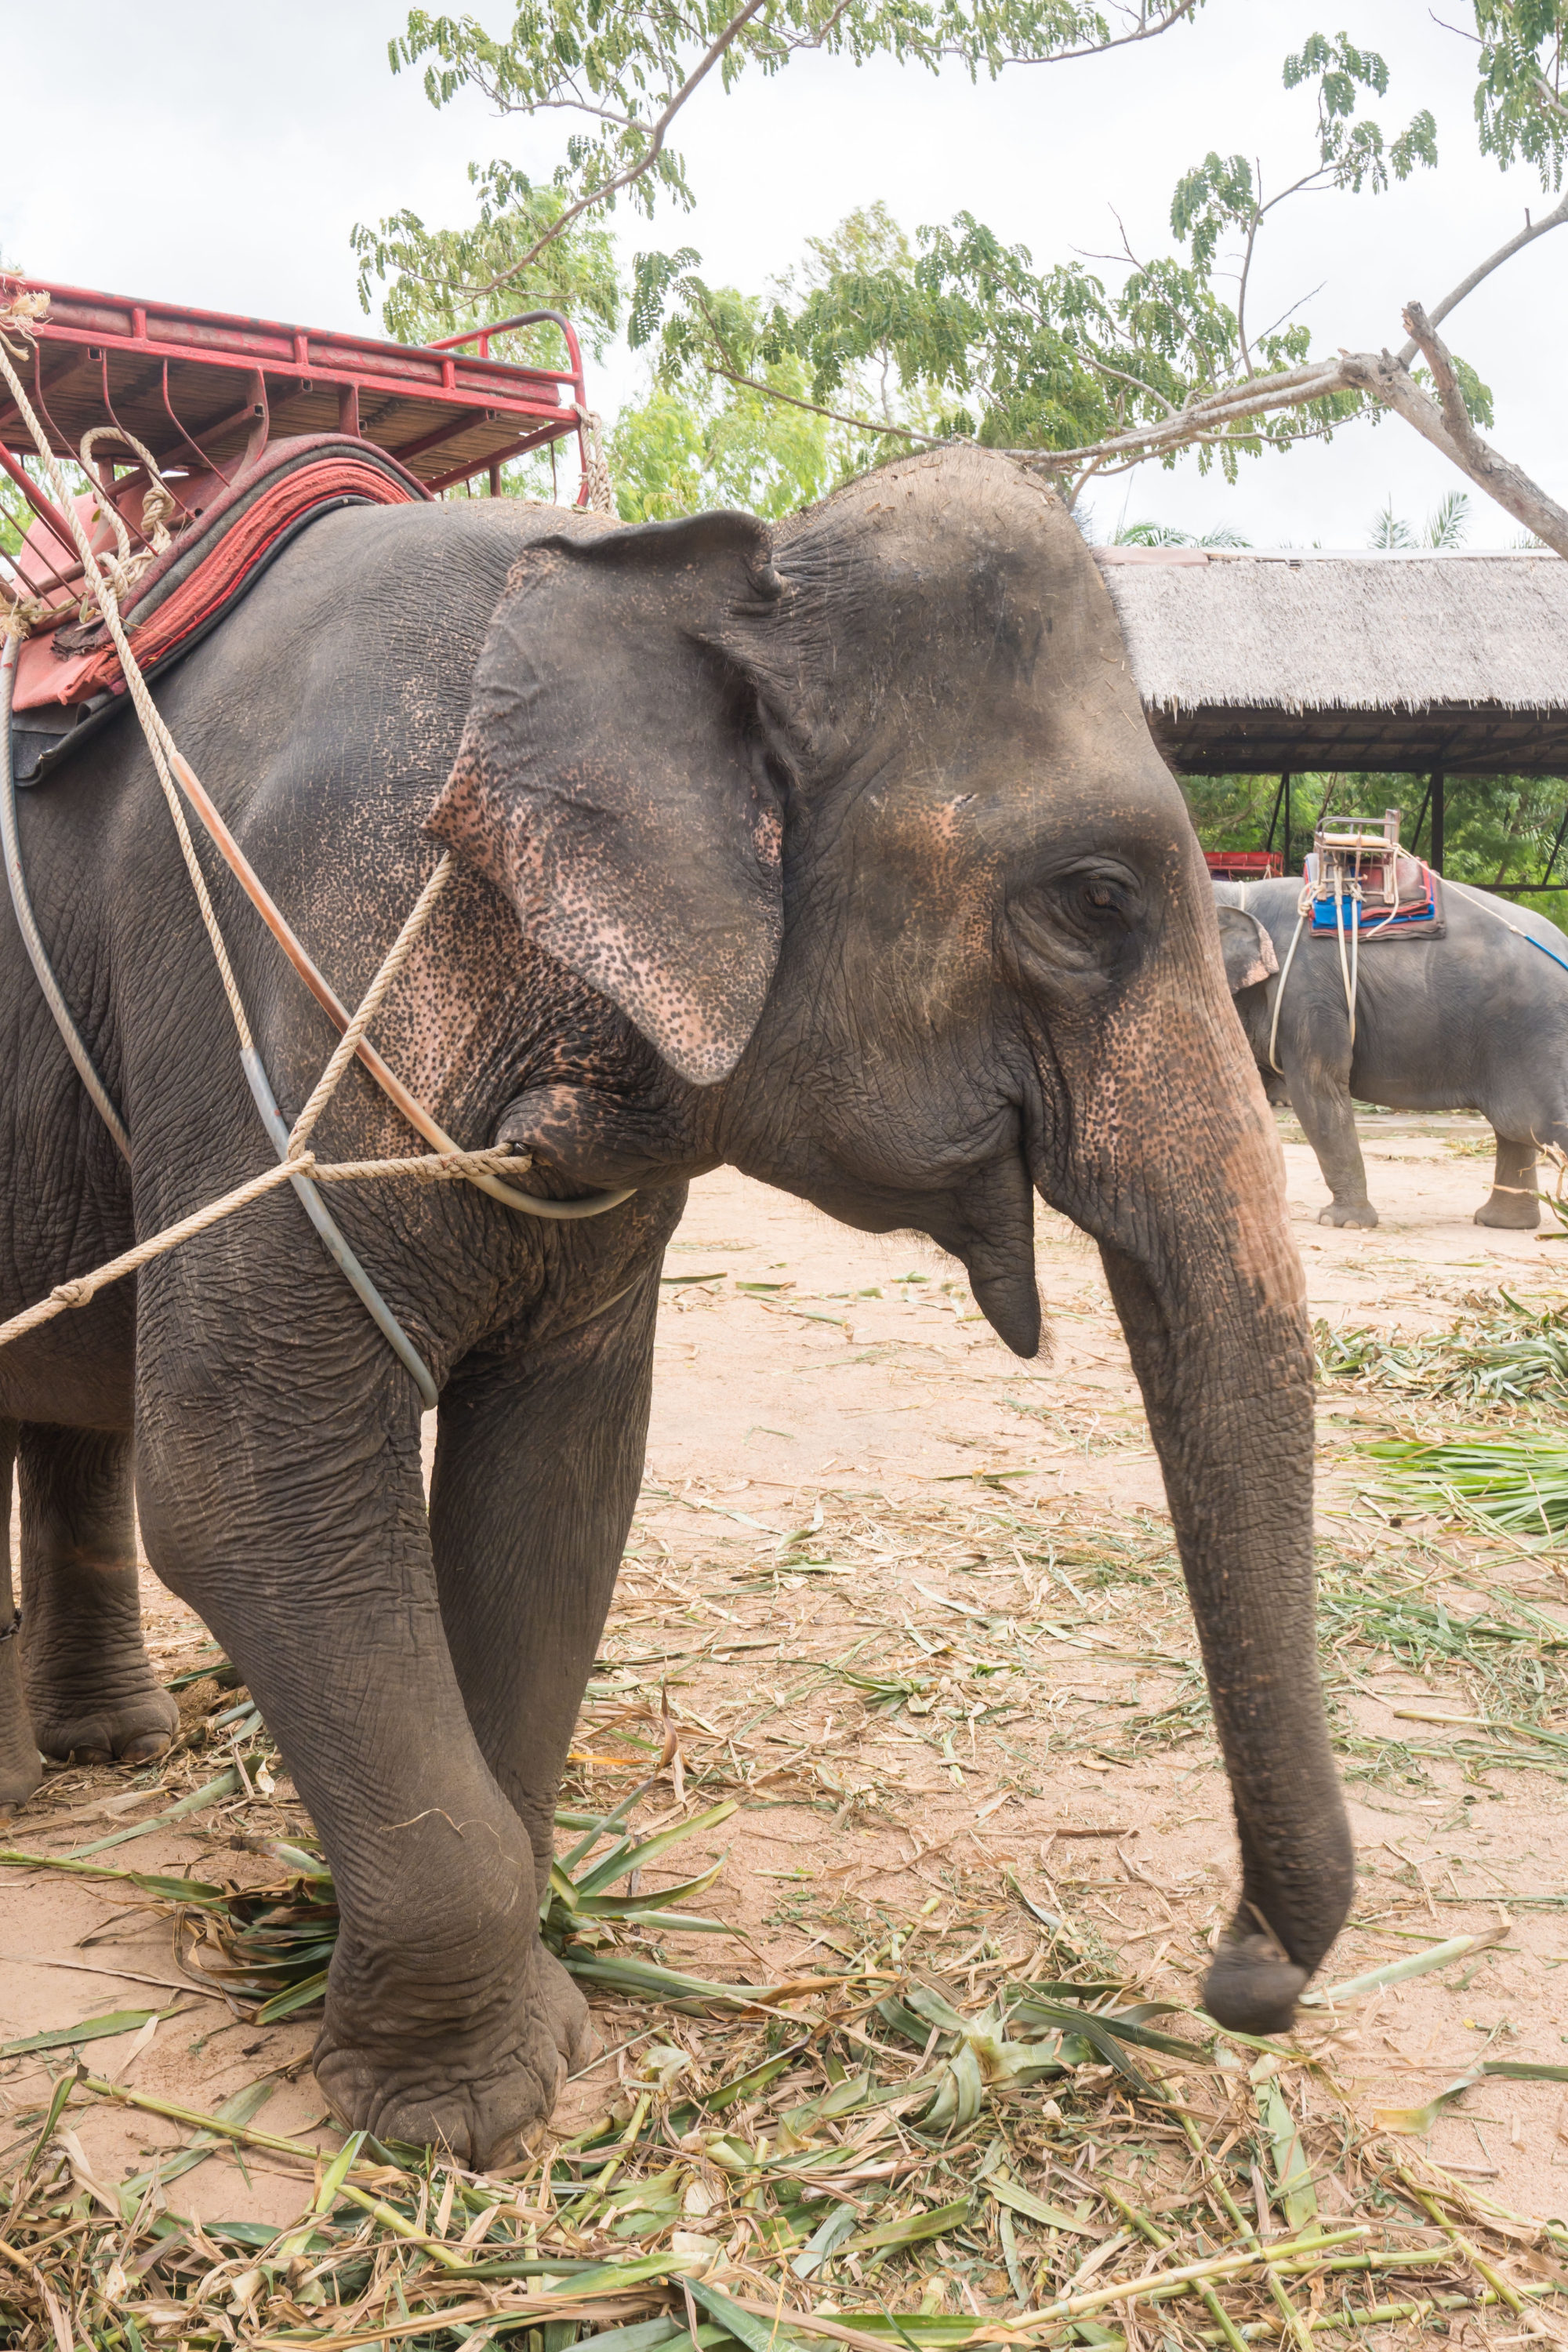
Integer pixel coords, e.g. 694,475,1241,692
0,299,636,1403
1259,869,1568,1081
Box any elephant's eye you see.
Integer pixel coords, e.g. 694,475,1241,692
1084,884,1115,909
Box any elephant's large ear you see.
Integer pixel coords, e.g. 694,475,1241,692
427,512,786,1086
1216,905,1279,995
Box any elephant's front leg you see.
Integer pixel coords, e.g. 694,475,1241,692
17,1423,176,1769
136,1351,556,2169
1279,1033,1377,1227
428,1267,663,2075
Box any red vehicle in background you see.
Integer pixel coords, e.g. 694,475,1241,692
1204,850,1284,881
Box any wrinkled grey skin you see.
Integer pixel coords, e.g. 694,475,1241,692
1214,878,1568,1229
0,450,1352,2164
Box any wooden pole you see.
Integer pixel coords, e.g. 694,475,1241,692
1430,771,1446,874
1263,772,1287,858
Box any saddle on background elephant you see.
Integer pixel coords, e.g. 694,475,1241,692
0,442,1354,2165
1215,864,1568,1229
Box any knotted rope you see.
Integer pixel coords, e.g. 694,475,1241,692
576,408,615,516
0,1144,524,1354
0,285,633,1381
75,425,176,613
0,319,256,1051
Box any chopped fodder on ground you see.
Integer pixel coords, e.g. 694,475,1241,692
1370,1432,1568,1545
5,1482,1568,2350
1315,1290,1568,1411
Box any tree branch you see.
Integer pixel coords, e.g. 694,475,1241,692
704,358,938,440
666,184,1568,563
1001,354,1353,469
936,0,1207,64
467,0,775,303
1367,305,1568,559
419,0,1213,302
1395,188,1568,365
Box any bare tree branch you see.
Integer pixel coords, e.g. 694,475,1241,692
467,0,775,303
1395,187,1568,365
935,0,1205,65
702,358,939,441
1000,354,1353,470
1367,305,1568,558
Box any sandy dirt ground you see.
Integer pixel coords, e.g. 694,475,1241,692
4,1112,1567,2234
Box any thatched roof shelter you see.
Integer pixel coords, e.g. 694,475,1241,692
1095,547,1568,775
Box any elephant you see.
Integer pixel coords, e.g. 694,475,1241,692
0,447,1352,2164
1214,876,1568,1229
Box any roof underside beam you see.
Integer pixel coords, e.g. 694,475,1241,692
1150,705,1568,777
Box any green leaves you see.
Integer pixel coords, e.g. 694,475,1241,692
1170,152,1258,277
1473,0,1568,187
352,160,622,365
608,334,844,520
386,0,1216,285
1367,1432,1568,1542
1281,31,1436,194
0,2006,181,2059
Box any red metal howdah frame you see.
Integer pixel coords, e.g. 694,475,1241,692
0,275,595,579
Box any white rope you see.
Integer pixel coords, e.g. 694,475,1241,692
575,407,615,515
0,307,454,1167
0,1144,524,1355
0,329,256,1052
1268,906,1308,1076
1332,883,1360,1052
76,426,176,610
285,851,453,1158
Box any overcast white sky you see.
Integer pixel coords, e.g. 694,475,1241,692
4,0,1563,546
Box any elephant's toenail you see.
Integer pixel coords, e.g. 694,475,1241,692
120,1733,172,1763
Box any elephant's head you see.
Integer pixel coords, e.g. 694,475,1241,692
428,448,1352,2032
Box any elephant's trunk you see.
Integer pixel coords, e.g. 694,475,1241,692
1036,920,1352,2031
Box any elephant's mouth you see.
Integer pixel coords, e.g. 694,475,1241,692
941,1143,1043,1359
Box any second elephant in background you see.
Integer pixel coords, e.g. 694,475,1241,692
1214,876,1568,1229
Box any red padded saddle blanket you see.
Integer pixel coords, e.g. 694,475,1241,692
13,434,428,713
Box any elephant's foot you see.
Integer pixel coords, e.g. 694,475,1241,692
0,1639,43,1818
312,1934,586,2167
1202,1930,1309,2037
26,1676,178,1769
536,1943,600,2076
21,1541,178,1767
1475,1189,1541,1230
1319,1200,1377,1229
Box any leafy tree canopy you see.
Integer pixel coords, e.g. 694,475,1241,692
641,31,1443,485
374,0,1210,305
352,2,1568,539
610,299,841,517
352,166,622,372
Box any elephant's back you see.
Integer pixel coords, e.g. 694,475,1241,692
176,498,616,748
